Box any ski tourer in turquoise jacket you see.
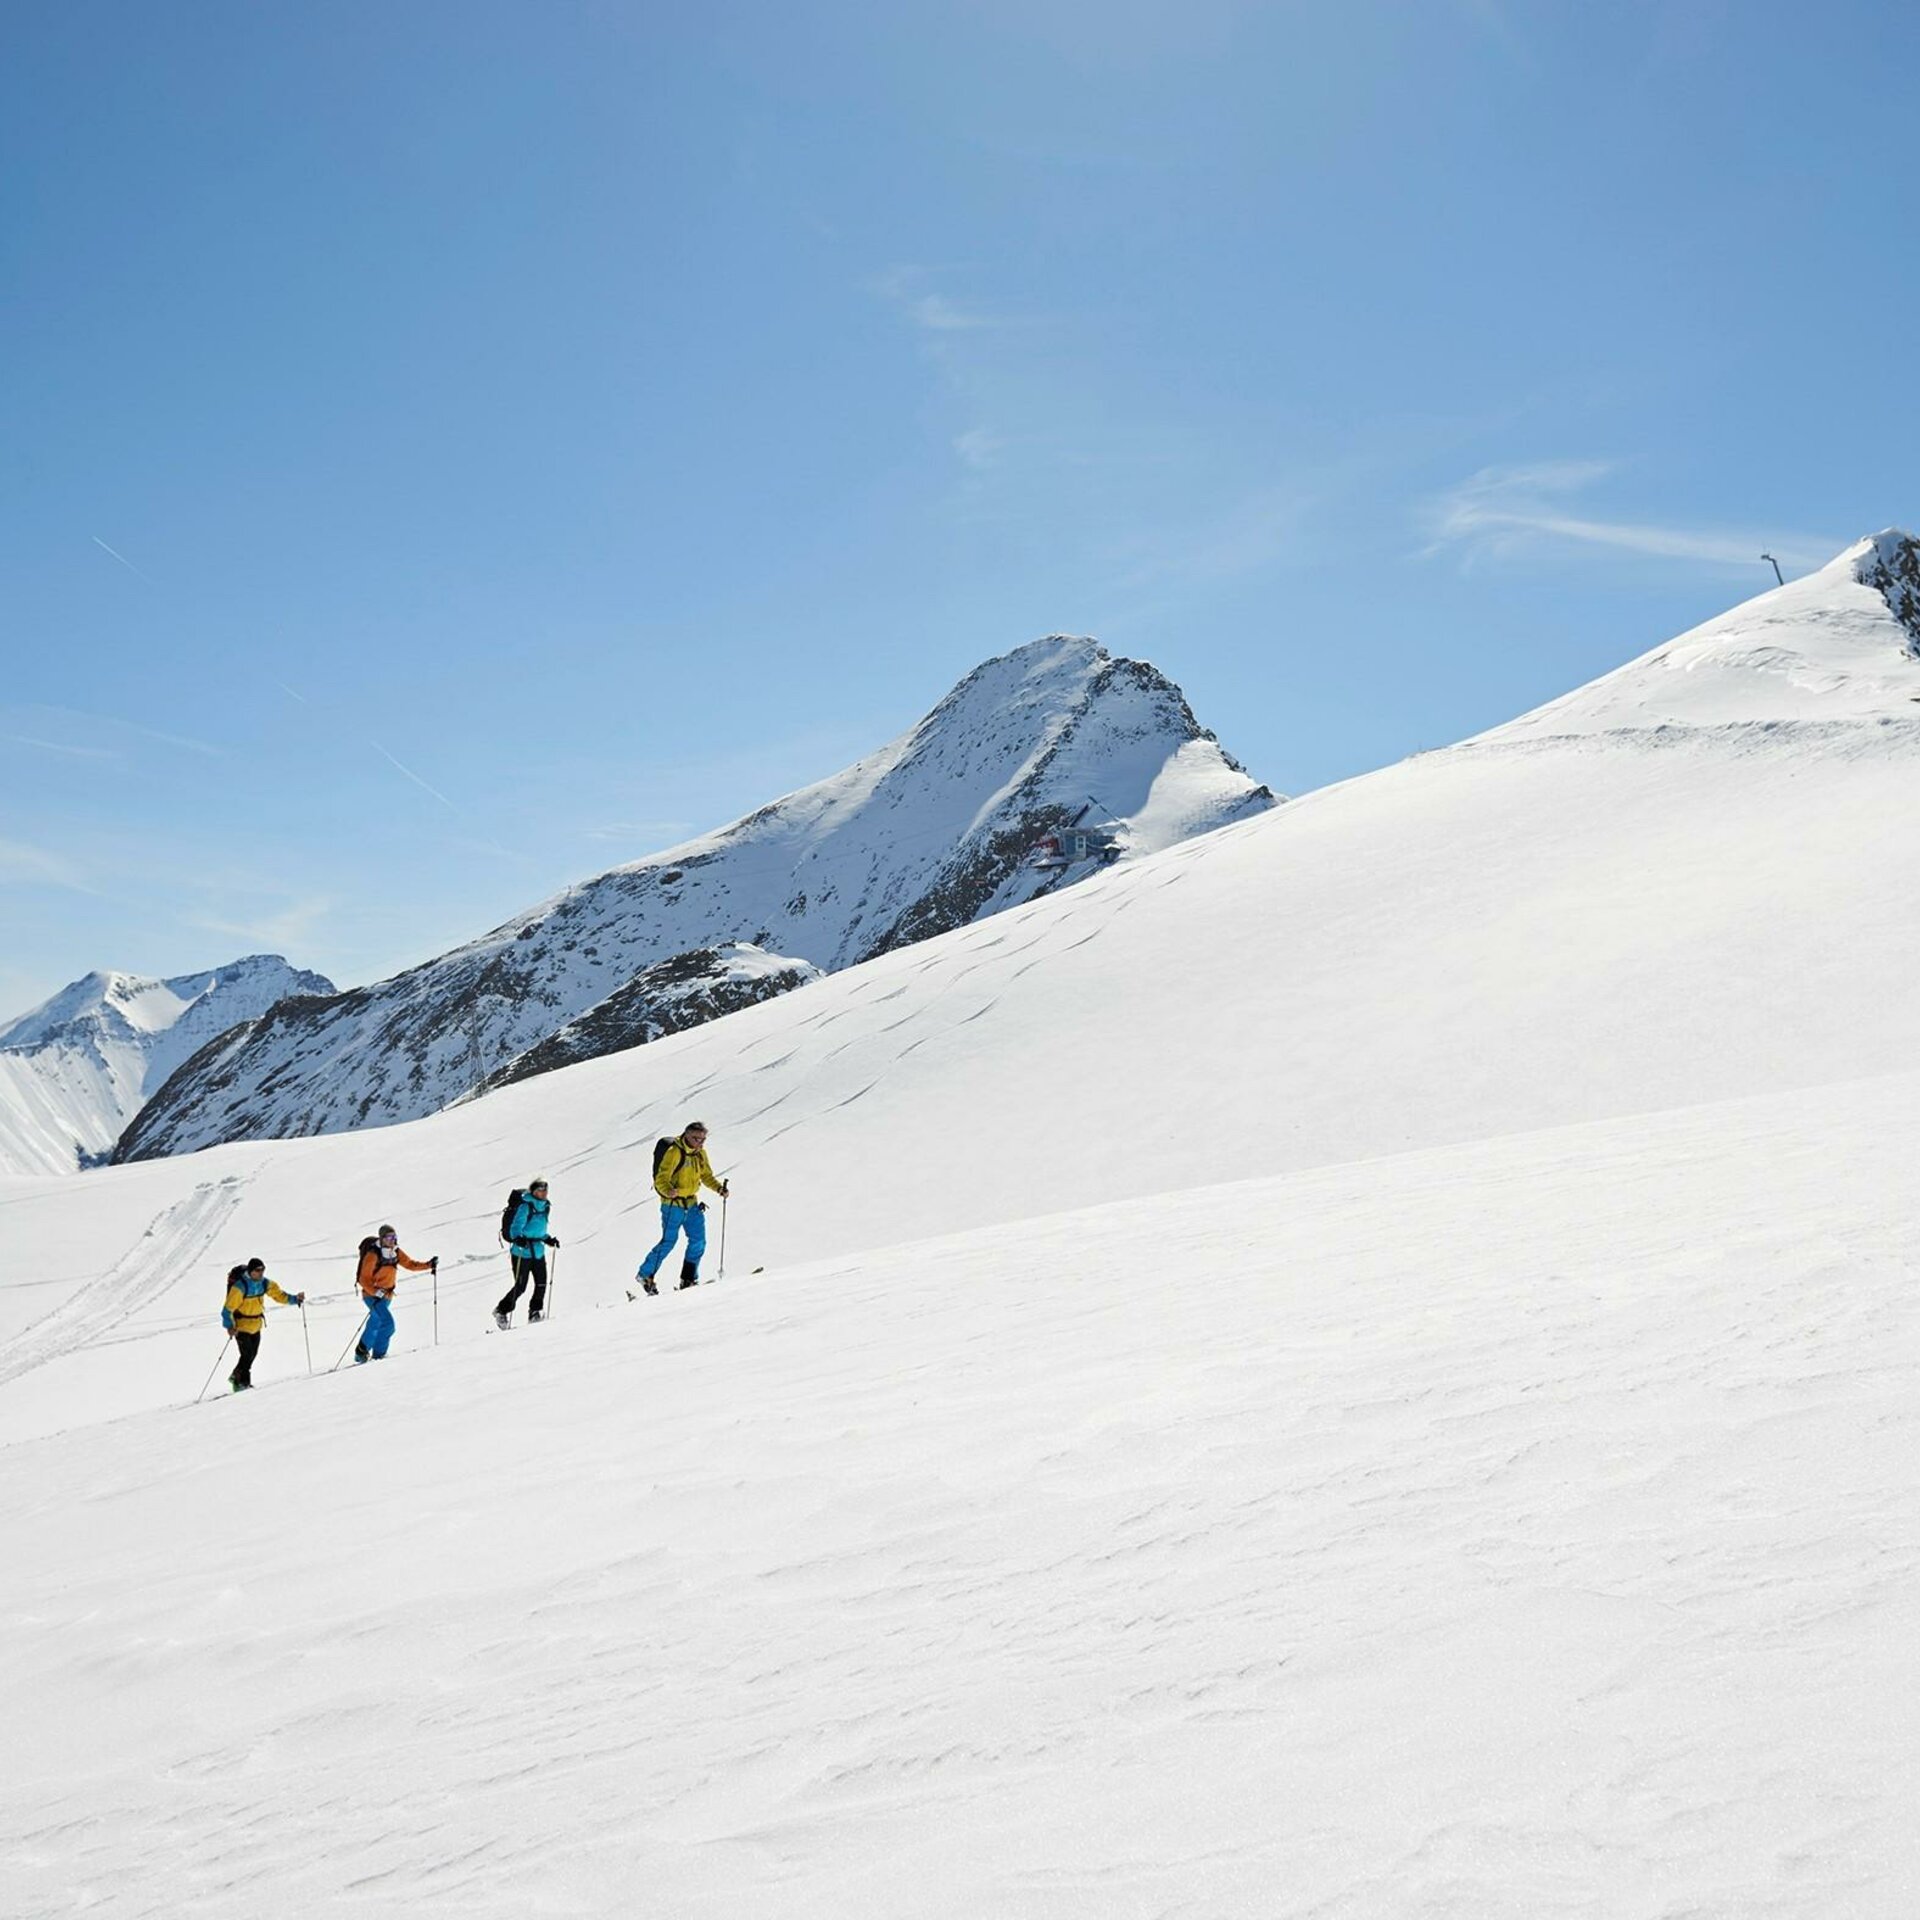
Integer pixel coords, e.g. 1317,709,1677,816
506,1190,554,1259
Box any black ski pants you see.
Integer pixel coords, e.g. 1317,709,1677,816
496,1255,548,1316
230,1330,262,1388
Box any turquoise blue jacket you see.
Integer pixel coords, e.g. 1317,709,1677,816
508,1193,551,1259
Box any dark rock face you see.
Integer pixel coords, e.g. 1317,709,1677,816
1860,531,1920,655
117,635,1278,1161
478,946,820,1094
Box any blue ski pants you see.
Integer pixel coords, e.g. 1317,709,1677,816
639,1203,707,1282
362,1295,396,1358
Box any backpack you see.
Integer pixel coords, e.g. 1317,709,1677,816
499,1189,525,1243
651,1137,676,1178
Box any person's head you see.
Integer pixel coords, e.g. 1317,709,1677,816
378,1225,397,1246
683,1121,709,1147
529,1178,549,1198
246,1257,266,1275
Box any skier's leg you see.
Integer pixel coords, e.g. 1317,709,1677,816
679,1207,708,1285
366,1297,395,1358
496,1258,531,1316
231,1330,261,1388
638,1205,684,1281
527,1256,549,1315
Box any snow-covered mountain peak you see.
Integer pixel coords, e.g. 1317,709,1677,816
0,955,334,1175
115,639,1276,1160
1481,528,1920,744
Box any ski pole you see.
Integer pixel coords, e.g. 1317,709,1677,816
301,1301,313,1375
196,1333,234,1404
332,1309,372,1372
718,1192,728,1281
433,1259,440,1347
548,1245,558,1321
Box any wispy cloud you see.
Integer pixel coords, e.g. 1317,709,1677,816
186,894,334,951
372,741,459,812
0,837,92,892
874,266,1006,335
3,734,120,763
953,427,1005,472
1423,463,1838,575
91,534,154,584
583,821,695,844
23,704,222,759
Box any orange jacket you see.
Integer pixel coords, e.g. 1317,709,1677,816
358,1241,431,1299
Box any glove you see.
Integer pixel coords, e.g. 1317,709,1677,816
430,1257,439,1272
720,1182,730,1197
546,1236,560,1248
294,1293,306,1307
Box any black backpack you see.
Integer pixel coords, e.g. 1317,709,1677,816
499,1189,525,1243
652,1137,683,1182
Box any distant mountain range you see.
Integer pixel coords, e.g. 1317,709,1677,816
113,635,1276,1161
0,958,334,1176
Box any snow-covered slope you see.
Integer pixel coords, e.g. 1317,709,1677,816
1485,528,1920,737
0,1074,1915,1916
118,637,1274,1161
2,532,1918,1914
0,957,333,1176
3,528,1916,1432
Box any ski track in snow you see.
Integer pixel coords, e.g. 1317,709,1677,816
0,1177,248,1390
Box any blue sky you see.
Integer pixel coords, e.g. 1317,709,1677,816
3,0,1914,1013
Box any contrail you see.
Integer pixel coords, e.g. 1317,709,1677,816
372,740,459,812
91,535,154,583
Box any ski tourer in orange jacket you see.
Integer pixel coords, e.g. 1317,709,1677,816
357,1226,433,1298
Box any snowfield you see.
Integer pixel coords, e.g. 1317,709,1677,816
2,1076,1916,1916
2,534,1918,1914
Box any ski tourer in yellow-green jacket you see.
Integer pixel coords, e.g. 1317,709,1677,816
634,1122,729,1294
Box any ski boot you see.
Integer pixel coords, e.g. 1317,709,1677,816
493,1310,512,1331
354,1344,370,1364
528,1309,544,1324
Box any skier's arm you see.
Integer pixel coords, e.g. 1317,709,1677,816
221,1282,242,1331
266,1281,293,1307
394,1248,433,1273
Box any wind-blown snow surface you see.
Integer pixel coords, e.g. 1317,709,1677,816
0,957,332,1176
118,637,1273,1161
1,1077,1917,1915
3,533,1920,1911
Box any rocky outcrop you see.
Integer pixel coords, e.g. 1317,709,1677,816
477,946,821,1094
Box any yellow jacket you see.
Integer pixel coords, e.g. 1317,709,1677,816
655,1137,726,1205
223,1272,294,1334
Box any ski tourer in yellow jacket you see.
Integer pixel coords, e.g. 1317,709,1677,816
654,1132,728,1206
635,1122,729,1294
222,1264,301,1334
